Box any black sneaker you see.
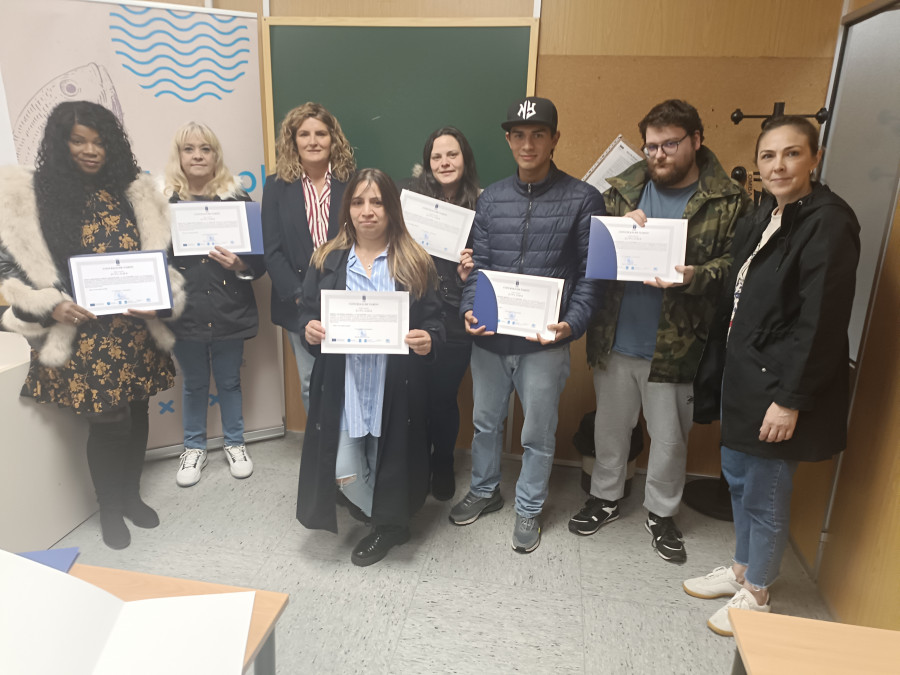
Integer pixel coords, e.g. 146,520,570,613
645,512,686,564
568,497,620,536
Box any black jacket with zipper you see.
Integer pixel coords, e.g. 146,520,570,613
693,183,860,462
168,188,265,342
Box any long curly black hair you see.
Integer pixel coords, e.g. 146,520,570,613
33,101,141,275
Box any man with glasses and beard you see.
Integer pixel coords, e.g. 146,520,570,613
569,100,749,564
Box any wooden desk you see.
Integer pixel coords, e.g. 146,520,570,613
730,608,900,674
70,563,289,675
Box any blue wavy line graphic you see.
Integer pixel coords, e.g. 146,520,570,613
109,13,246,35
110,25,249,47
113,5,247,103
139,77,234,94
111,38,249,58
155,90,222,102
115,51,247,70
121,63,247,82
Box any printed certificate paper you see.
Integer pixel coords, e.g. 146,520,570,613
170,201,254,255
69,250,173,316
587,216,688,283
472,270,564,342
400,189,475,261
321,290,410,354
582,135,644,194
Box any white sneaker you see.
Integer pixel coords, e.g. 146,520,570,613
707,588,771,637
223,444,253,479
684,565,743,599
176,448,207,487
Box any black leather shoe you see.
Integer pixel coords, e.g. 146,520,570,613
430,468,456,501
351,526,410,567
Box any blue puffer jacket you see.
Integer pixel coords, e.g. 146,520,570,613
460,162,606,354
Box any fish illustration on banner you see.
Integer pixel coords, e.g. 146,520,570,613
13,63,123,167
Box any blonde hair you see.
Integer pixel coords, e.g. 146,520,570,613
312,169,436,298
275,102,355,183
165,122,236,199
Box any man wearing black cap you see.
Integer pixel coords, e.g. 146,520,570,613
450,96,606,553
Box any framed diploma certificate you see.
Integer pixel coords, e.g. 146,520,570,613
68,250,173,316
399,189,475,262
472,270,564,342
586,216,688,283
320,290,410,354
170,201,263,256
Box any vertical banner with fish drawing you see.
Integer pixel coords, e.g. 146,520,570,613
0,0,285,450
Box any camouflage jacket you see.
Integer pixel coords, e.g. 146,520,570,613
586,146,750,383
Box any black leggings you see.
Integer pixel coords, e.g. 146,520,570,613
85,400,150,510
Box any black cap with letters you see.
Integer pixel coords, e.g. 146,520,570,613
501,96,558,133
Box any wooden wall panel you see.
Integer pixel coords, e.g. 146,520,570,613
538,54,836,188
215,0,260,12
539,0,843,57
789,457,838,570
818,199,900,629
282,331,306,430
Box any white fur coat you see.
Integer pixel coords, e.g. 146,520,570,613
0,166,186,366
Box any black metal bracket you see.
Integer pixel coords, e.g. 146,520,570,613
730,101,829,127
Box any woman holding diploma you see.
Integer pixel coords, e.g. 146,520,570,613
0,101,184,549
261,102,355,413
298,168,444,566
165,122,264,487
687,116,860,636
406,126,478,500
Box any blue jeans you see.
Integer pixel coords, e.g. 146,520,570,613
721,445,799,588
335,431,379,517
173,339,246,449
287,330,315,413
469,344,570,517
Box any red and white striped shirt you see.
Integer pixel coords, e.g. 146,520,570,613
302,167,332,249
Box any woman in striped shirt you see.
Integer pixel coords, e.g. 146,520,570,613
261,102,355,413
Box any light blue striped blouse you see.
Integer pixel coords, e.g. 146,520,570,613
340,245,394,437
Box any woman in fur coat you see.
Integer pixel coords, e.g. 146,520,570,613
0,101,185,549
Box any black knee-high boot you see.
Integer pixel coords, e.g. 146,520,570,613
86,411,132,549
122,399,159,529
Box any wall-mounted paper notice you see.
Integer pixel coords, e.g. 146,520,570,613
583,135,643,194
0,550,254,675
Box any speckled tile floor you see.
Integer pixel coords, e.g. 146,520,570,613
55,433,832,674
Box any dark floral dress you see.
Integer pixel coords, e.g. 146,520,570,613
21,189,175,414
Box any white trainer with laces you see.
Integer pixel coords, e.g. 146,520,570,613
707,587,771,637
683,565,743,599
224,444,253,479
176,448,208,487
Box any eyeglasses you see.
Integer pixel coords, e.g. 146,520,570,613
642,133,690,158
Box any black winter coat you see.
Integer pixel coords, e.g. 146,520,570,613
295,248,445,532
261,174,347,332
693,184,860,462
168,190,264,342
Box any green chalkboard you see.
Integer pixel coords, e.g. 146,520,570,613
265,21,535,187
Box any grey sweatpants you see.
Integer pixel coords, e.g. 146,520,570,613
591,351,693,517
